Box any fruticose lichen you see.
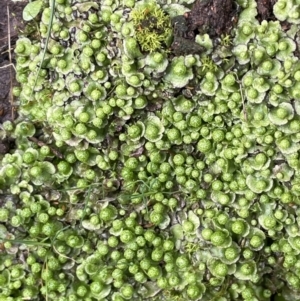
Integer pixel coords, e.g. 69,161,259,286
130,1,172,52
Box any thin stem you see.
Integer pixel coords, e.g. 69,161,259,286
7,5,14,120
0,63,16,72
1,238,51,247
233,72,248,121
31,0,55,96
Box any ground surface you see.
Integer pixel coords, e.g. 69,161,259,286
0,0,25,153
0,1,297,300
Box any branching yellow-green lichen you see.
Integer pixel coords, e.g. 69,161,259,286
130,3,172,53
136,27,172,52
130,7,147,26
220,34,232,47
201,57,218,72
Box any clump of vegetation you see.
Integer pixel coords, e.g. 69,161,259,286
130,1,172,52
1,0,300,300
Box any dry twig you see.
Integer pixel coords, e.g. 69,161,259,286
7,5,15,120
0,63,16,72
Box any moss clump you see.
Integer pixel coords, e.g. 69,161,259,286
130,2,172,52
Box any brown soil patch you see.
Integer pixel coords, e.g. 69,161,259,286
0,0,26,123
0,0,26,153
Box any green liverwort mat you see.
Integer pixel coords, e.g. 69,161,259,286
0,0,300,300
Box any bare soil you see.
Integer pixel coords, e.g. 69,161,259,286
171,0,239,55
186,0,238,37
256,0,277,21
0,0,26,153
